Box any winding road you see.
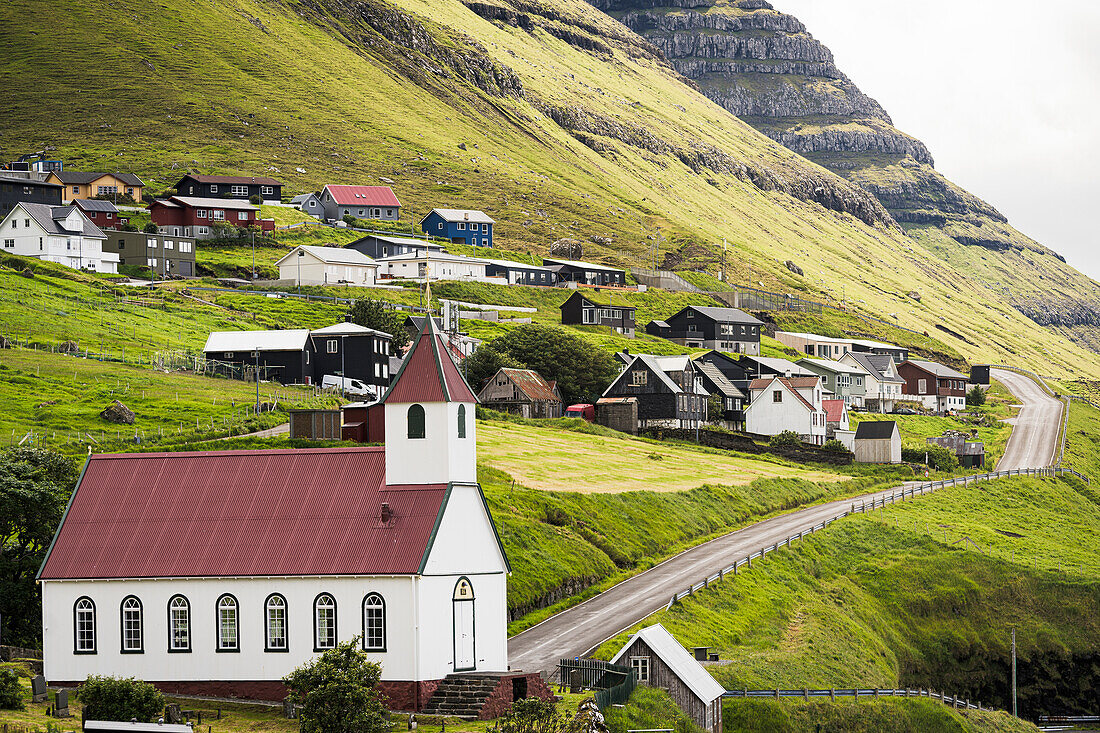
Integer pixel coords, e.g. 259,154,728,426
991,368,1064,470
508,369,1062,676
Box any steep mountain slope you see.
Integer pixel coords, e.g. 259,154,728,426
594,0,1100,355
0,0,1097,375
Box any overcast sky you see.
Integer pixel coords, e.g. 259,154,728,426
773,0,1100,282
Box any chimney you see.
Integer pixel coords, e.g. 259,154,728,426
380,502,392,524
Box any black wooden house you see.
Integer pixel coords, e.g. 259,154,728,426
175,174,283,201
602,354,706,430
308,322,393,391
559,290,636,337
0,175,62,217
647,306,763,354
543,257,626,286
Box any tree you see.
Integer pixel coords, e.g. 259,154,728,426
0,448,79,647
348,298,412,352
966,385,986,407
463,344,526,393
706,393,724,425
142,221,158,234
488,324,619,404
283,638,389,733
0,668,24,710
77,676,164,722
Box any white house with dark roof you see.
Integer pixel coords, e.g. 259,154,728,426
275,245,379,286
38,318,546,713
840,352,905,413
0,202,118,272
744,375,827,445
376,251,489,282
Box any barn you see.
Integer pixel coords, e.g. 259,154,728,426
609,624,724,733
38,318,548,712
853,420,902,463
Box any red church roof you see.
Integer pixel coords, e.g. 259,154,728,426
323,185,401,207
38,447,448,580
383,316,477,404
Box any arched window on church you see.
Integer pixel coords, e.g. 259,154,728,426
408,404,425,439
458,404,467,439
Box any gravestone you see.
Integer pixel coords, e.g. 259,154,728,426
283,697,297,719
569,669,583,694
53,688,70,717
31,674,47,702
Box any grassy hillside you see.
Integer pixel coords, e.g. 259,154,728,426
1,0,1098,377
592,475,1100,718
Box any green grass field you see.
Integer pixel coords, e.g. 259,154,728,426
1063,399,1100,477
591,474,1100,718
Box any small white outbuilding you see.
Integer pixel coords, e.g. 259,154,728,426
276,244,378,286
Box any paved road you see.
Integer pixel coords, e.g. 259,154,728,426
991,369,1063,470
509,369,1064,675
508,482,914,676
216,422,289,441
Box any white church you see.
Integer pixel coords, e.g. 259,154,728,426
39,318,532,710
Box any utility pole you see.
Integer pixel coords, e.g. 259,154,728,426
253,349,260,414
251,228,256,281
1011,628,1017,717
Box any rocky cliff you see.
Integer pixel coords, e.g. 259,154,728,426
592,0,1100,346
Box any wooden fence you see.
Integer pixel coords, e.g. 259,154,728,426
666,467,1090,607
723,687,988,711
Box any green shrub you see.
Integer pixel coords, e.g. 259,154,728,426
902,444,959,471
77,675,164,722
249,194,262,205
142,222,158,234
822,439,851,454
0,667,25,710
967,385,986,406
284,638,388,733
769,430,803,448
490,697,570,733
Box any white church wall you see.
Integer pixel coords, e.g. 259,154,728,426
384,401,476,486
415,573,508,681
423,484,506,576
42,575,420,683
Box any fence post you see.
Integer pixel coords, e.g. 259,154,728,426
802,688,808,701
830,688,835,702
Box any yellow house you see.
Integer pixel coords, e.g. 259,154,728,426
45,171,145,203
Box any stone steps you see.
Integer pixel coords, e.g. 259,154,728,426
421,674,508,718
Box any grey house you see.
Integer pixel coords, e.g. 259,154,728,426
103,230,196,278
291,192,323,216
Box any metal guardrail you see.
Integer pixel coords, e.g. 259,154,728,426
723,687,987,711
1038,715,1100,723
666,467,1091,607
990,364,1057,397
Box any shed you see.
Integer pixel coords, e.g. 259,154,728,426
970,365,991,386
853,421,902,464
609,624,723,733
477,368,563,419
288,408,343,440
596,396,638,435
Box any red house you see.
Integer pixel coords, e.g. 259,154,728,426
149,196,274,239
73,199,127,231
897,359,968,413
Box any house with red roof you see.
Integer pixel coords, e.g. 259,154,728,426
317,184,401,222
38,317,544,713
743,375,827,445
821,398,849,435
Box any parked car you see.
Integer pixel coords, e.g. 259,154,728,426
892,407,918,415
322,375,379,398
564,403,595,422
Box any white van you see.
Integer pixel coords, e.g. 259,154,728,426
321,375,378,398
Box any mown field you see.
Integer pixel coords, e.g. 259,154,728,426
592,474,1100,719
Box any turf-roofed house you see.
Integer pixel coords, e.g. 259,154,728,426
38,318,550,713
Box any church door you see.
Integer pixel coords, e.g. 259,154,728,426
453,577,475,671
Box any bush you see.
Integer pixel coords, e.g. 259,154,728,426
490,697,571,733
769,430,803,448
822,439,851,454
967,385,986,407
0,668,25,710
77,675,164,722
284,638,388,733
249,194,261,205
902,444,959,471
142,222,158,234
120,222,138,232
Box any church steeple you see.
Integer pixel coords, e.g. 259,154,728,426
383,316,478,486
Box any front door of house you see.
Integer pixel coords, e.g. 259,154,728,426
453,577,475,671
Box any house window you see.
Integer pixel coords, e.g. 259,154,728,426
438,223,443,230
327,339,338,354
217,594,239,652
407,404,426,439
196,209,207,218
481,238,487,246
773,390,783,403
213,210,225,221
147,238,156,248
918,379,927,393
163,240,174,250
358,209,364,216
631,370,647,386
582,308,596,325
386,209,393,217
3,239,12,249
482,224,489,232
630,656,649,683
74,597,96,654
265,594,288,651
238,211,248,221
72,186,79,194
457,223,466,230
168,595,191,652
308,200,316,208
197,227,209,235
362,593,386,651
261,186,274,196
209,185,218,193
458,404,467,438
105,212,113,219
97,185,118,195
126,187,134,196
314,594,337,651
121,596,144,653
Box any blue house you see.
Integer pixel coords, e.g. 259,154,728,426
420,208,495,247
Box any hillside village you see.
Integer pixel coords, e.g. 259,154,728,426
1,0,1099,729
